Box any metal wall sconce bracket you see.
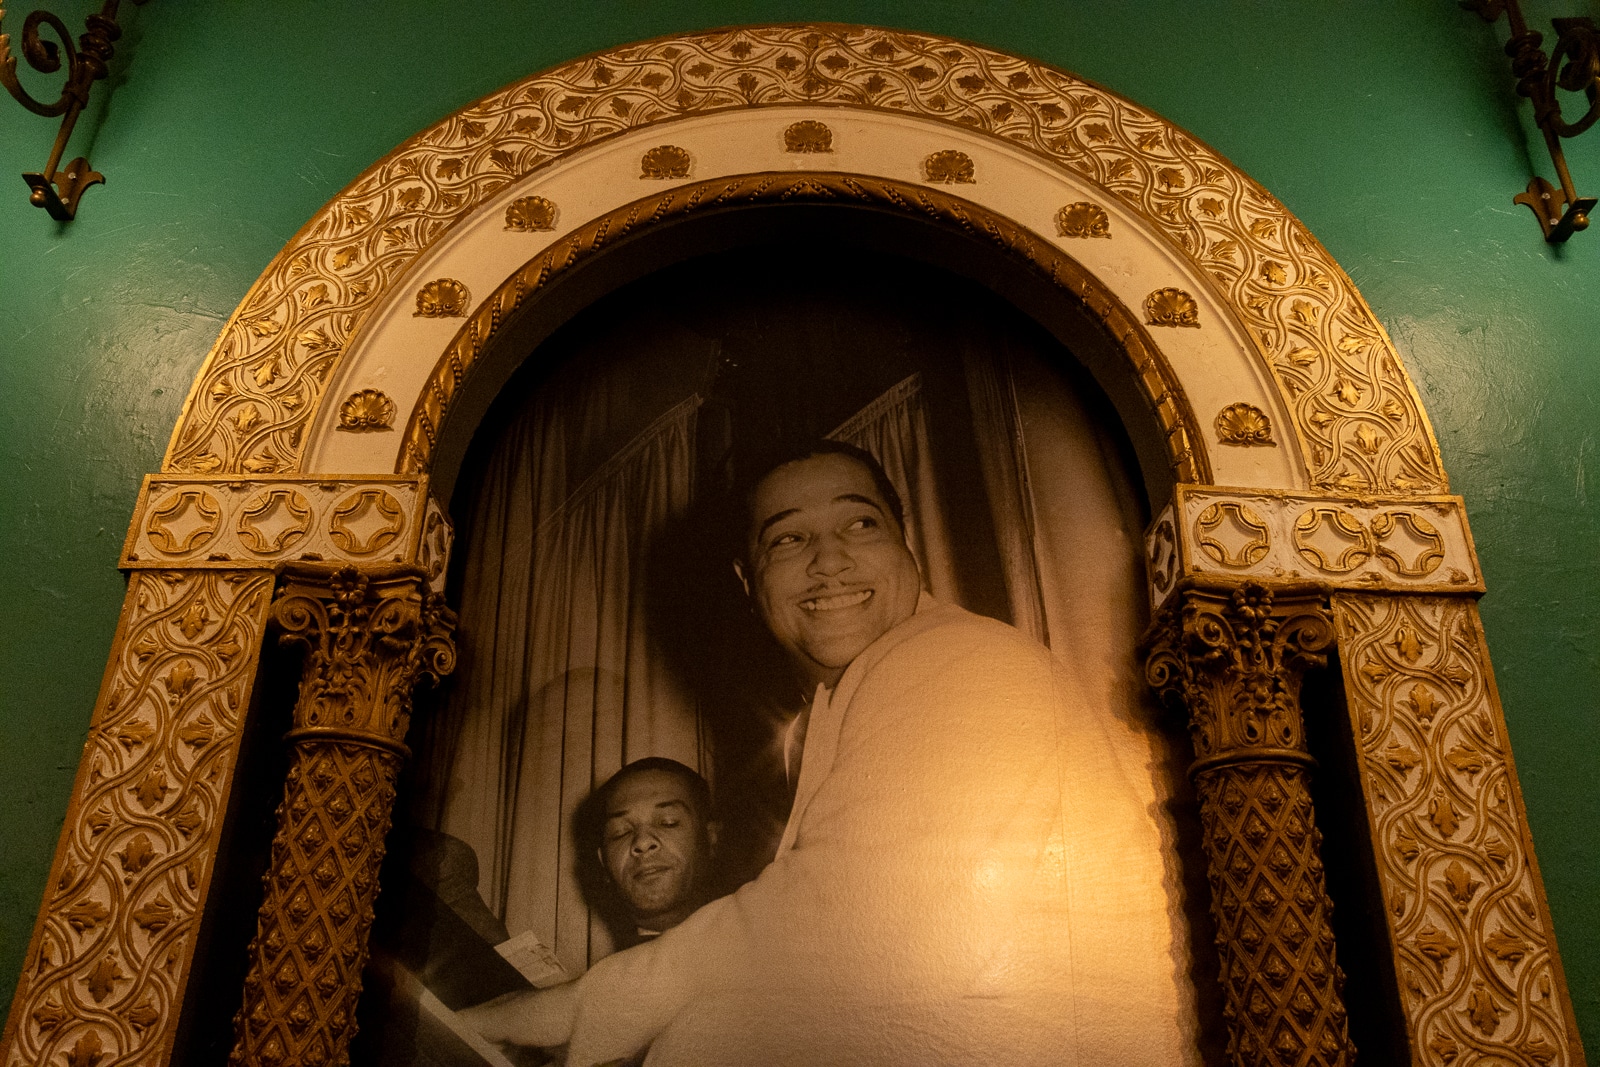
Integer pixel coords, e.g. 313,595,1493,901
1463,0,1600,242
0,0,145,221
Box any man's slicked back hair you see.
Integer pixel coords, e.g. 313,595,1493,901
596,757,712,823
730,439,905,562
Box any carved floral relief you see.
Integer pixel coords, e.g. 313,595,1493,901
337,389,396,432
504,195,558,231
923,149,975,183
640,144,692,179
122,477,438,575
1146,287,1201,328
413,279,470,318
783,119,833,152
1148,487,1483,609
1215,402,1276,446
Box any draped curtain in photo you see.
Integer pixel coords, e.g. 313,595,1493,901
416,389,705,976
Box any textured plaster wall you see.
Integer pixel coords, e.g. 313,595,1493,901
1,1,1595,1056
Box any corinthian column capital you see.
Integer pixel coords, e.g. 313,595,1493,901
271,564,458,753
1145,582,1335,769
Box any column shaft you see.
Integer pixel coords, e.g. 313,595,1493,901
1145,582,1354,1067
228,566,455,1067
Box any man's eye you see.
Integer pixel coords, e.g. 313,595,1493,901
846,516,877,531
768,532,802,549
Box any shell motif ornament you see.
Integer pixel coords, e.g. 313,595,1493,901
1056,202,1111,239
640,144,692,179
1215,402,1276,446
784,120,833,153
414,278,470,318
338,389,397,432
1144,287,1200,329
923,149,976,184
505,195,558,232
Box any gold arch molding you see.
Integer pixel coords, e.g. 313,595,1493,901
163,22,1445,497
393,170,1209,484
4,24,1589,1067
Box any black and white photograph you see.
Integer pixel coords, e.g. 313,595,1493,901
353,246,1207,1067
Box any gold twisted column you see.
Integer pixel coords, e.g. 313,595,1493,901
1145,582,1354,1067
228,565,455,1067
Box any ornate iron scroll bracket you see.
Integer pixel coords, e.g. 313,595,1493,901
1144,580,1355,1067
0,0,146,220
1464,0,1600,241
228,564,455,1067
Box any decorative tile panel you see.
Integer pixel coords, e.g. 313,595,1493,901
1147,486,1482,610
120,476,451,593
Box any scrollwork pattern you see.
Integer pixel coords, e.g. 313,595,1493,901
162,24,1442,493
1331,594,1580,1067
0,571,274,1067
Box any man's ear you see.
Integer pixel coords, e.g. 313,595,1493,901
704,820,721,856
731,558,750,598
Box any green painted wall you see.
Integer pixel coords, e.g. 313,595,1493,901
2,0,1595,1057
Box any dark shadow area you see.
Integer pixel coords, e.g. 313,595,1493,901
1302,653,1412,1067
168,634,298,1067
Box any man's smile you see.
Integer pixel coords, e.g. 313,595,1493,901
800,588,873,612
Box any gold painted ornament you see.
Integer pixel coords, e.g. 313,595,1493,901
337,389,396,432
1055,201,1111,239
413,279,469,318
504,195,558,232
1215,402,1276,446
783,120,833,153
640,144,692,179
1145,287,1200,328
923,149,975,183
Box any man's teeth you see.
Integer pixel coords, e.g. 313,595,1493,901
803,590,872,611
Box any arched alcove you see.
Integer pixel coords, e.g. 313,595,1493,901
0,24,1584,1067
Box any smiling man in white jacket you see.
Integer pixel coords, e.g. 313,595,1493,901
466,440,1185,1067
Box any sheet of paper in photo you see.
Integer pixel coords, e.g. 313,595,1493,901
562,596,1193,1067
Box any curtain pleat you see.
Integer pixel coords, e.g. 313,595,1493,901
421,393,703,976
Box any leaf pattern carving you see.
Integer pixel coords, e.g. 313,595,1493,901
65,1030,106,1067
1333,593,1577,1066
1486,928,1530,963
83,957,124,1003
1415,923,1460,968
3,572,273,1067
65,899,110,933
1441,860,1482,906
116,833,157,874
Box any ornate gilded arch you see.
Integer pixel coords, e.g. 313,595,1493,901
0,24,1585,1067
